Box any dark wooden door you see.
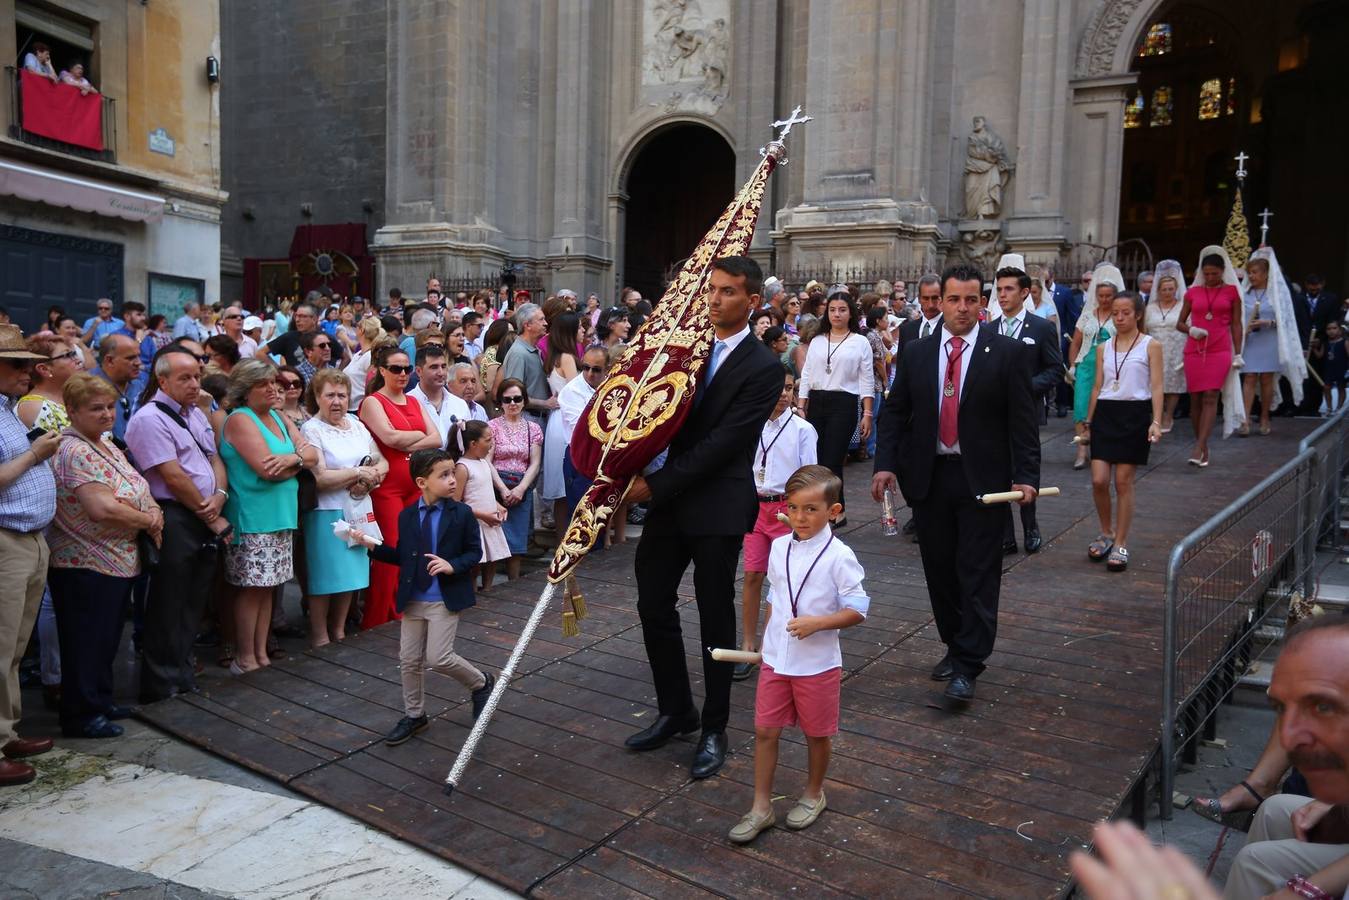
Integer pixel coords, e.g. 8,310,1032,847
0,224,123,333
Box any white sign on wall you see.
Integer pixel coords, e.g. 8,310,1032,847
149,127,176,156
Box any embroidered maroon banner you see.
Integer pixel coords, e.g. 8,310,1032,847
549,150,779,582
21,69,103,152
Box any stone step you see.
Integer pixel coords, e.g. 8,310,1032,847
1237,659,1273,692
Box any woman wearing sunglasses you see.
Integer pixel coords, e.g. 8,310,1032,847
358,346,443,628
488,378,543,580
275,366,310,430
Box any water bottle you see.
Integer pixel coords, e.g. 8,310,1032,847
880,487,899,536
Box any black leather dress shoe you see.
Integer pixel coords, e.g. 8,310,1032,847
732,661,757,682
1024,528,1043,554
944,674,975,702
625,711,700,752
384,715,429,746
691,731,728,779
1001,540,1018,555
930,659,955,681
471,672,496,720
901,517,917,536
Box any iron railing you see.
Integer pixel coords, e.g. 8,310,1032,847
1158,412,1349,817
4,66,116,162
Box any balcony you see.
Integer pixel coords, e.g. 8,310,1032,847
5,65,116,163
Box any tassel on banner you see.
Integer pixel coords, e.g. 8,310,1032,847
570,592,587,622
561,608,580,638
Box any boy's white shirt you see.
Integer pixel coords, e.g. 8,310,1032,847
761,524,869,677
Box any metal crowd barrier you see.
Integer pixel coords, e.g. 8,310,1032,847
1299,406,1349,554
1159,447,1319,818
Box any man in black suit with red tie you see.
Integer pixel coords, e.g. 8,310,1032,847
623,256,784,778
872,263,1041,703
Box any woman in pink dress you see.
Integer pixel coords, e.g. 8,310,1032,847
1177,251,1244,467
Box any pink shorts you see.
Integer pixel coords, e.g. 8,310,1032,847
754,664,842,737
743,499,790,572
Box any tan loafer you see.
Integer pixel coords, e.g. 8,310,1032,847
785,792,827,830
728,807,775,843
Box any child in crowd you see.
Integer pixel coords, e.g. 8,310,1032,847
1318,320,1347,413
448,420,511,591
729,464,869,844
735,369,818,682
358,448,496,747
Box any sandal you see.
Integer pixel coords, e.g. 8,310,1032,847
1260,423,1272,436
1106,546,1129,571
217,643,235,668
1191,780,1265,832
1088,535,1115,562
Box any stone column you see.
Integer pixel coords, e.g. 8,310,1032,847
772,0,940,270
373,2,508,294
546,2,611,297
1005,0,1073,259
1066,74,1135,251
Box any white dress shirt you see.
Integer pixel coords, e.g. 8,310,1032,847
761,526,869,677
936,325,980,454
996,308,1028,341
557,374,597,441
915,313,942,341
706,323,751,381
798,332,876,399
407,384,470,448
755,408,818,495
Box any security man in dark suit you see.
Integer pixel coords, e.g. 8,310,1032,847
894,275,944,539
1298,274,1343,415
992,266,1062,554
623,255,784,778
872,263,1041,704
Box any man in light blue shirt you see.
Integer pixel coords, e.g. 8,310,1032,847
81,298,125,351
172,302,206,342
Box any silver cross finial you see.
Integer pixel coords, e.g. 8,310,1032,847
1234,151,1249,182
772,106,812,142
1259,207,1273,245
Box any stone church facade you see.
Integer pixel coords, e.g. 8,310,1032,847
220,0,1342,303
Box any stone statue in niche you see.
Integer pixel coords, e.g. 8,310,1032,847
643,0,729,109
962,116,1013,220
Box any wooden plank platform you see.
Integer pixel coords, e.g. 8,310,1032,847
138,415,1318,898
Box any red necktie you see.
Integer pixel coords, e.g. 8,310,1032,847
940,336,964,448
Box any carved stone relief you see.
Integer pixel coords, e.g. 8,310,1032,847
1074,0,1149,78
642,0,729,113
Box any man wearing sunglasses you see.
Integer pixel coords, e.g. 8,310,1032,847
254,296,321,366
220,305,256,358
81,298,125,352
296,331,333,384
91,334,145,441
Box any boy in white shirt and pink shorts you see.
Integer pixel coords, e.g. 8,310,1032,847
735,370,817,681
729,464,869,843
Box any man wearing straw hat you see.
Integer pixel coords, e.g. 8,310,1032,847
0,325,61,785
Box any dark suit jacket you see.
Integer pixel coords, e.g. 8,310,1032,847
895,315,942,361
874,324,1040,504
644,333,785,536
1309,290,1343,341
1052,284,1082,344
1006,314,1064,396
369,498,482,613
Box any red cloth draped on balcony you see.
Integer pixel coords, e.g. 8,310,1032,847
20,69,102,152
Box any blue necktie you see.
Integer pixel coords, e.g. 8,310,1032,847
415,505,436,592
706,340,727,384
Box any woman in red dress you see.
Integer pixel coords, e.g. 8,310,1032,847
357,345,443,627
1176,250,1244,467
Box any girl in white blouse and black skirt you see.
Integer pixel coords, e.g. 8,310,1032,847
796,289,875,524
1084,290,1163,572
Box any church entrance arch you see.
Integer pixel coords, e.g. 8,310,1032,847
619,123,735,304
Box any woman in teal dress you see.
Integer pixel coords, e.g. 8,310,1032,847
1066,265,1125,469
220,359,319,672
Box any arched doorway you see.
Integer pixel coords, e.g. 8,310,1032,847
1115,0,1349,279
621,124,735,303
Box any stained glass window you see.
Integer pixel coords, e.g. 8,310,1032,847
1198,78,1222,120
1139,23,1173,57
1226,77,1237,116
1150,86,1173,127
1124,94,1144,129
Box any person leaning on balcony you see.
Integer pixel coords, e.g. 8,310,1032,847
58,61,96,96
21,42,57,83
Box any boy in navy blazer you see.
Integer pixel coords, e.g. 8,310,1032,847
357,448,496,746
